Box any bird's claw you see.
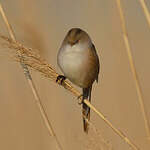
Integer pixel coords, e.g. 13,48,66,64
77,94,83,105
56,75,66,85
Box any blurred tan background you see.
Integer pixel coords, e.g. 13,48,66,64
0,0,150,150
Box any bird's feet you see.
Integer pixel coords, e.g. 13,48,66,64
77,94,84,105
56,75,66,85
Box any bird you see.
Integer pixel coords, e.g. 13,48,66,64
57,28,100,133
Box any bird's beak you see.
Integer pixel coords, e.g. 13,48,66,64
68,40,79,46
68,41,75,46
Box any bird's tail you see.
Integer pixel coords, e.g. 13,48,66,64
82,86,92,133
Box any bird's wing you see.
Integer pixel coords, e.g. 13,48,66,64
90,43,100,82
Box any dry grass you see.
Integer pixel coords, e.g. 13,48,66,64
0,4,63,150
1,1,149,150
83,116,113,150
116,0,150,141
0,34,139,150
139,0,150,28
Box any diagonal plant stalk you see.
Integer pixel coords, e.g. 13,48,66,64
0,4,63,150
139,0,150,28
0,35,140,150
116,0,150,140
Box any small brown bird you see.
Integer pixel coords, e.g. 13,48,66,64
57,28,100,133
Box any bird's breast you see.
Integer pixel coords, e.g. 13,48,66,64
58,44,88,87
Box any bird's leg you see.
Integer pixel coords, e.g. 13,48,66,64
56,75,66,85
77,94,84,105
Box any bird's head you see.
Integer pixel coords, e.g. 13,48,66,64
65,28,91,46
